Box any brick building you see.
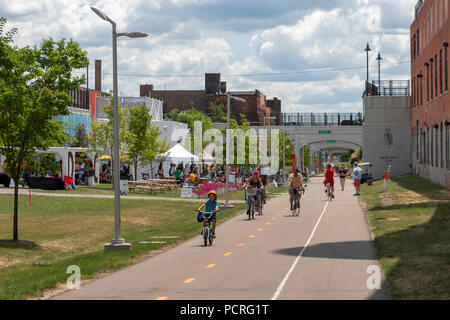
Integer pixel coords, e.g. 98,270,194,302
411,0,449,187
139,73,282,125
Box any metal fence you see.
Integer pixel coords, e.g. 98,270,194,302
281,113,363,126
365,80,410,96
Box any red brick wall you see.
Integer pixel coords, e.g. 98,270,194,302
411,0,450,132
139,80,275,125
267,97,282,125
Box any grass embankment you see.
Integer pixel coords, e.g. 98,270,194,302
360,175,450,300
0,194,247,299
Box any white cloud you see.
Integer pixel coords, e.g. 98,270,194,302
1,0,416,113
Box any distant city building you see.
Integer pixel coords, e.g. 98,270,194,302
411,0,449,187
139,73,282,126
61,59,102,137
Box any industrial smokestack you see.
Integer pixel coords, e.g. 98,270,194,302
95,59,102,92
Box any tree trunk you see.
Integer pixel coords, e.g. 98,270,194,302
13,177,19,241
134,159,138,181
150,163,154,179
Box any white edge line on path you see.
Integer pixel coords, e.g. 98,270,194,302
271,200,330,300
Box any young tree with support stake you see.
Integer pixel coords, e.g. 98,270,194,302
0,18,89,241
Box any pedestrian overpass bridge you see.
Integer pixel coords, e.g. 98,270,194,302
276,113,363,171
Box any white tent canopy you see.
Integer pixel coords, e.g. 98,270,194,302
202,150,215,163
160,143,199,163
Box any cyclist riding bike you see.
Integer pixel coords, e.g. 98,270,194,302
289,167,304,210
260,173,269,204
197,190,219,238
242,170,264,216
324,163,335,199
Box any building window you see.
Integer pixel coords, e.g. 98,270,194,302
440,49,443,94
436,126,439,167
426,63,430,101
413,35,416,59
445,45,448,92
435,54,438,97
423,129,427,165
417,30,420,56
430,126,434,166
431,59,434,99
420,75,423,105
446,123,449,169
416,121,420,162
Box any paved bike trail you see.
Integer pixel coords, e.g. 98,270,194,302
51,176,388,300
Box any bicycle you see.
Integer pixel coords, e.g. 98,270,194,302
325,182,334,201
198,211,214,246
291,189,301,216
245,186,259,220
256,188,264,216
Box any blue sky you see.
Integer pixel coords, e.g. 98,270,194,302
0,0,416,113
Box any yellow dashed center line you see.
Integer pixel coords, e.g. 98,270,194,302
238,243,245,247
257,228,264,232
249,235,256,238
206,264,216,269
156,296,168,300
224,252,233,256
184,278,195,284
266,222,271,225
277,213,282,216
272,218,277,221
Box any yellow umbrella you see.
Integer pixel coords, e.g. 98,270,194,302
99,155,128,161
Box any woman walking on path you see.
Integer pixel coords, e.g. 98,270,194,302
352,162,362,196
338,165,348,191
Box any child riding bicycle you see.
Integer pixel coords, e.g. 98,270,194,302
242,170,264,216
197,190,219,238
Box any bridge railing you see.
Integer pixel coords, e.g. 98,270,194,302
365,80,410,96
281,112,363,126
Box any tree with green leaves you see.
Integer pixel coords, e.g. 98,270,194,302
169,108,213,153
72,123,89,148
207,99,227,122
89,98,130,182
127,104,168,181
0,18,89,241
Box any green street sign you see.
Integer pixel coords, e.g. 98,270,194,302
327,140,336,144
319,130,331,134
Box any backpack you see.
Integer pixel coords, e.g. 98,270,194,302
197,212,204,223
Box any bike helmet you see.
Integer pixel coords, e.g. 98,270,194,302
208,190,218,200
253,170,259,175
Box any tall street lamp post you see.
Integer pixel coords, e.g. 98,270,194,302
91,7,148,252
376,53,382,95
364,43,371,95
224,92,246,209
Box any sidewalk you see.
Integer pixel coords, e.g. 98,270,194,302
0,188,246,204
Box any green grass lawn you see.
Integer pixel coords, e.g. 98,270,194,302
0,194,246,299
360,175,450,300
